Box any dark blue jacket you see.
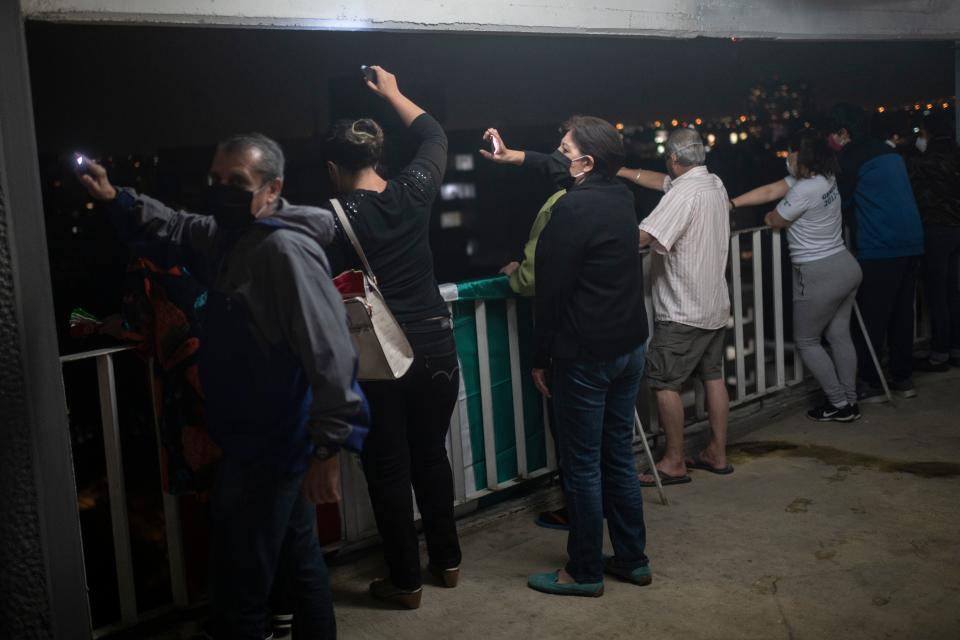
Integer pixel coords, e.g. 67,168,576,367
108,191,367,471
838,138,924,260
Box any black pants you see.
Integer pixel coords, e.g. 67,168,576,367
922,224,960,357
209,458,334,640
360,324,462,590
853,256,920,386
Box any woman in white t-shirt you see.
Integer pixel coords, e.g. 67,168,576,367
731,130,863,422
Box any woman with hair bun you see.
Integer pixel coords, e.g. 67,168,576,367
323,66,460,610
731,129,863,422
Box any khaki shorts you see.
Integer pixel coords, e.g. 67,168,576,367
646,321,725,391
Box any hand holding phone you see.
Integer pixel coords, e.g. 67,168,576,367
73,154,117,201
74,154,93,176
480,128,521,165
361,65,399,100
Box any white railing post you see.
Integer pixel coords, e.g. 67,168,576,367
505,299,528,478
730,234,746,401
145,362,188,609
772,229,786,388
752,230,766,394
96,352,138,627
338,450,363,542
444,302,468,503
474,300,500,490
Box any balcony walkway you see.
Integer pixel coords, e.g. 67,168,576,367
151,367,960,640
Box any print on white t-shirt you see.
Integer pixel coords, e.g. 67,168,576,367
776,175,846,264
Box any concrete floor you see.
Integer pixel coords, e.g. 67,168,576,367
148,368,960,640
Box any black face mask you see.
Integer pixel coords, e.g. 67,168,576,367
550,149,575,190
205,183,257,231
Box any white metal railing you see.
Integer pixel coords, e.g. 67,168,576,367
59,347,188,638
638,226,803,439
336,295,561,545
727,226,803,407
61,225,933,636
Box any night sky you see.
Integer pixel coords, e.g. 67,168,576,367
26,22,955,154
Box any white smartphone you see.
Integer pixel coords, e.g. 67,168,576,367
74,154,92,175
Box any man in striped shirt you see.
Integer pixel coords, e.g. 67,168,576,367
618,128,733,486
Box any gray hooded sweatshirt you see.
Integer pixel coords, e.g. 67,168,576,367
107,188,361,470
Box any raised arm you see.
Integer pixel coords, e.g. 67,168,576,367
730,179,790,210
618,166,669,192
364,65,424,127
480,128,572,191
76,155,216,277
366,66,448,191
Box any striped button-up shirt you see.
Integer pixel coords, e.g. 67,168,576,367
639,166,731,330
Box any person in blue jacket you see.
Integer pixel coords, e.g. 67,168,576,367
828,103,925,402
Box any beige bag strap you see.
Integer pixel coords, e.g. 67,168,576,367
329,198,378,286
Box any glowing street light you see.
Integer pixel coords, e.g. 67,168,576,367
739,132,748,141
695,117,703,126
671,119,679,127
707,133,717,146
877,106,886,113
729,132,739,145
615,122,625,131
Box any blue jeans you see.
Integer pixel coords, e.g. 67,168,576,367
552,345,649,584
210,457,335,639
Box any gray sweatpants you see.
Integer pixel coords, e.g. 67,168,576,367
792,250,863,407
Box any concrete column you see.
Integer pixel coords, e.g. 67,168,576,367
0,0,91,637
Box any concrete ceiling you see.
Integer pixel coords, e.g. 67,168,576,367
20,0,960,40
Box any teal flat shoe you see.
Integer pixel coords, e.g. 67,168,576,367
603,556,652,586
527,571,603,597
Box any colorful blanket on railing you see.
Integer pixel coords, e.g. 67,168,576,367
121,257,220,496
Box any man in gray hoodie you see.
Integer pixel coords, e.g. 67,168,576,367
77,133,362,640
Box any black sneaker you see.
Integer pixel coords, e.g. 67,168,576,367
850,403,862,420
806,403,859,422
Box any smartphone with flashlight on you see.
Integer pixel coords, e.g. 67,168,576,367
490,135,502,155
74,154,93,176
361,65,377,85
